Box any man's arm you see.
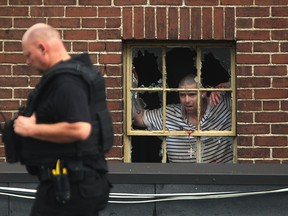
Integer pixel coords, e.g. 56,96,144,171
209,81,230,106
14,113,91,143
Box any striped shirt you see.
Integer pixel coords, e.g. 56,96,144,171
143,93,233,163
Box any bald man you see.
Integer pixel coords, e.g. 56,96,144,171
13,23,111,216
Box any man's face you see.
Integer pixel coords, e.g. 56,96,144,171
22,40,48,74
179,83,198,115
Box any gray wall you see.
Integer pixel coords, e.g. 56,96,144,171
1,183,288,216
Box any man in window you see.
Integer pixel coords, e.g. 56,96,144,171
132,74,232,163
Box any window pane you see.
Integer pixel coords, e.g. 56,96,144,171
201,48,231,88
131,136,162,162
166,90,200,131
166,47,197,88
131,91,164,131
201,90,232,131
132,47,163,88
200,136,234,163
166,135,198,163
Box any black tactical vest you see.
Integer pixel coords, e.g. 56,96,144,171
20,59,114,166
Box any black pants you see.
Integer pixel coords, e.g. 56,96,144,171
30,174,110,216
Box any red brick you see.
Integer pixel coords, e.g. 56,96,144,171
186,0,218,6
238,100,262,111
224,7,235,39
237,89,253,99
255,112,288,123
10,0,42,5
237,54,270,64
237,112,253,123
48,18,80,28
156,7,167,39
107,88,123,100
282,101,288,111
236,7,269,17
4,42,22,52
64,30,96,40
255,18,288,28
14,89,32,99
180,8,190,40
272,54,288,64
273,148,288,158
123,7,133,39
237,148,270,158
151,0,182,4
44,0,76,5
0,18,12,28
14,18,46,28
98,7,121,17
79,0,110,5
13,65,39,76
0,7,28,16
255,89,288,99
255,0,288,5
202,8,212,39
272,77,288,88
105,77,122,88
99,30,121,40
0,101,21,110
82,18,105,28
0,65,11,75
114,0,147,5
214,7,224,39
272,7,288,16
272,124,288,134
272,30,288,40
100,54,122,64
0,89,12,99
236,18,252,29
237,30,270,40
107,100,123,111
238,124,270,135
73,42,88,52
238,77,270,88
256,136,287,146
237,42,252,52
237,136,253,146
168,7,178,39
31,7,64,17
254,42,279,52
0,54,25,64
145,7,156,39
254,66,287,76
263,101,280,111
0,30,25,40
280,42,288,52
134,7,144,39
66,7,97,17
191,8,201,40
105,65,122,76
236,66,252,76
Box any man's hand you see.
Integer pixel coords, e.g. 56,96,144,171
209,82,230,106
14,113,37,137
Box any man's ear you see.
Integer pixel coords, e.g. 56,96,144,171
38,42,47,55
201,92,207,98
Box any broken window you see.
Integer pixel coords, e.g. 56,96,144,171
124,43,236,163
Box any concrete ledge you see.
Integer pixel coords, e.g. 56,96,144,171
1,162,288,185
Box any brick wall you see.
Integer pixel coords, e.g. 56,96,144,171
0,0,287,163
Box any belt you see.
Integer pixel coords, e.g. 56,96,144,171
38,166,99,182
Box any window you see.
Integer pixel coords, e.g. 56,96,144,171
124,42,236,163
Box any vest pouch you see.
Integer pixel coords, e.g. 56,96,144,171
2,118,21,163
97,109,114,153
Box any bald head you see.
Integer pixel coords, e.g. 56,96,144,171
22,23,61,45
179,74,198,88
22,23,70,73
